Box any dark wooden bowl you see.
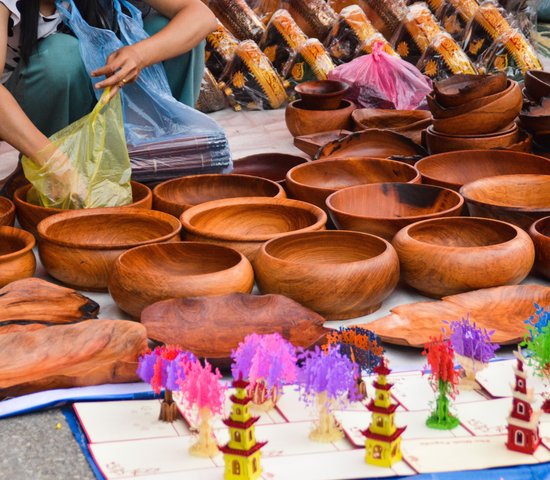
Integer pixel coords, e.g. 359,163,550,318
285,99,356,137
14,181,152,238
519,98,550,136
295,80,350,110
524,70,550,102
392,217,535,298
255,230,400,320
433,73,507,108
0,226,36,287
180,197,327,263
460,174,550,230
0,197,15,227
286,157,420,211
326,183,464,241
416,150,550,191
109,242,254,318
232,153,309,185
37,208,181,291
152,174,285,218
529,216,550,279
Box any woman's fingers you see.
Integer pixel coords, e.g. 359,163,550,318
92,46,145,90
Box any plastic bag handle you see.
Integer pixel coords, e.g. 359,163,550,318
55,0,74,21
113,0,142,21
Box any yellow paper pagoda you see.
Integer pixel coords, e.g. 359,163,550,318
219,377,267,480
361,362,406,467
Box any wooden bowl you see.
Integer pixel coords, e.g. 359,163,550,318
524,70,550,102
295,80,350,110
180,197,327,263
433,73,508,108
152,174,285,218
285,99,356,137
0,197,15,227
460,174,550,230
0,227,36,287
392,217,535,298
37,208,181,291
503,129,533,153
232,153,309,185
293,130,353,158
519,98,550,136
14,181,152,237
109,242,254,318
416,150,550,191
286,157,421,211
529,216,550,279
326,183,464,241
255,230,400,320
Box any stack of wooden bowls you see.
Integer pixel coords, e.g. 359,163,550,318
521,70,550,156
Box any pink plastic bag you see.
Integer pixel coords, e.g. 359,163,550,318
328,42,432,110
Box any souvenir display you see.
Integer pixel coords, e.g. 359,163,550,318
205,22,240,79
196,68,227,113
208,0,266,42
283,38,336,83
286,0,338,40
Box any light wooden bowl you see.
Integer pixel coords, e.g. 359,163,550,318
295,80,350,110
416,150,550,191
326,183,464,241
232,153,309,185
433,73,508,108
285,99,356,137
152,174,285,218
392,217,535,298
529,216,550,279
255,230,400,320
286,157,421,211
0,226,36,287
460,174,550,230
0,197,15,227
108,242,254,318
180,197,327,263
14,181,152,237
37,208,181,291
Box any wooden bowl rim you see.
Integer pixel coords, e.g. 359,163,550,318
433,73,507,100
0,196,15,219
526,70,550,87
295,80,350,97
0,226,36,260
287,98,356,113
181,197,327,242
425,124,518,140
530,215,550,238
351,108,432,128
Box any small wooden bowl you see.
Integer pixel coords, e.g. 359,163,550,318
285,99,356,137
416,150,550,191
255,230,400,320
109,242,254,318
326,183,464,241
519,98,550,136
0,197,15,227
14,181,152,237
180,197,327,263
286,157,421,211
232,153,309,185
295,80,350,110
392,217,535,298
37,208,181,291
433,73,508,108
524,70,550,102
460,174,550,230
152,174,285,218
529,216,550,279
0,226,36,287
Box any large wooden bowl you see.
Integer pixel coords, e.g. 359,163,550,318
0,227,36,287
255,230,400,320
232,153,309,185
286,157,420,211
525,70,550,102
37,208,181,291
460,174,550,230
416,150,550,191
295,80,350,110
109,242,254,318
433,73,508,108
392,217,535,298
285,99,356,137
529,216,550,279
180,197,327,263
14,181,152,237
326,183,464,241
152,174,285,218
0,197,15,227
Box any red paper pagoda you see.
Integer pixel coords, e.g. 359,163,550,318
506,350,541,454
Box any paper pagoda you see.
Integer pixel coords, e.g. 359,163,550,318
219,377,267,480
361,362,406,467
506,349,541,454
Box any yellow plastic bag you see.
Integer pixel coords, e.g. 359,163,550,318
22,90,132,209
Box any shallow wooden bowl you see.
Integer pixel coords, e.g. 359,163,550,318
433,73,508,108
286,157,420,210
0,197,15,227
232,153,309,185
37,208,181,291
255,230,400,320
529,216,550,279
14,181,152,237
0,227,36,287
326,183,464,241
460,174,550,230
109,242,254,318
295,80,350,110
180,197,327,263
416,150,550,191
392,217,535,298
285,99,356,137
524,70,550,102
152,174,285,218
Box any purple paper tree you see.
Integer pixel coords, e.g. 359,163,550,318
297,345,358,442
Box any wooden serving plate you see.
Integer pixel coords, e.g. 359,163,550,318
356,284,550,347
293,130,353,158
0,226,36,288
0,196,15,227
232,153,309,185
530,216,550,279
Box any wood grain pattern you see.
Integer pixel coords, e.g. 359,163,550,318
0,196,15,227
530,216,550,279
109,242,255,318
355,284,550,347
352,109,431,144
37,208,181,291
525,70,550,101
232,153,309,185
293,130,352,157
0,320,147,398
432,73,507,108
0,226,36,287
254,230,400,320
295,80,349,110
392,216,535,298
285,99,356,137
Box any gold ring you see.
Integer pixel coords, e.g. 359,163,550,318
121,78,128,84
